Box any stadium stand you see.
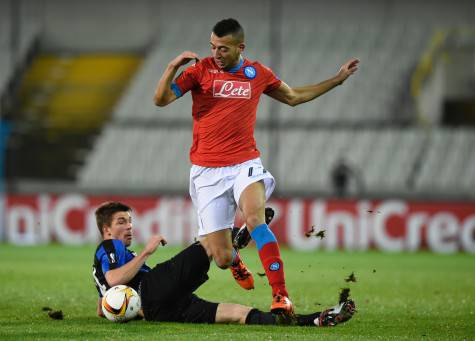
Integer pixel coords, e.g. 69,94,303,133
1,0,474,199
0,0,40,101
79,124,475,198
276,128,427,196
278,0,475,124
76,0,475,199
5,53,141,180
415,128,475,194
78,125,273,193
18,54,141,132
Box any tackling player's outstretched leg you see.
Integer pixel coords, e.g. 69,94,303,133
92,201,357,327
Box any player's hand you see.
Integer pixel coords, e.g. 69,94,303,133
336,58,359,84
97,298,105,317
170,51,200,68
143,235,167,255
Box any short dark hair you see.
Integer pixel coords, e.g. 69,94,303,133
95,201,132,237
212,18,244,42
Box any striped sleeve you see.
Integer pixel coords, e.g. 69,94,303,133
96,239,127,273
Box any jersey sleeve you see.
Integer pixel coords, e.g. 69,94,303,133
126,249,152,272
171,63,201,97
98,239,127,273
261,64,282,94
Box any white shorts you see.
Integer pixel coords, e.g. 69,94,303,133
189,158,275,237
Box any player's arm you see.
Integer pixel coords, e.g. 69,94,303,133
104,235,167,287
267,58,359,107
153,51,200,107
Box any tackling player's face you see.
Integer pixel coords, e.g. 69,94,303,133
104,211,133,246
210,32,244,70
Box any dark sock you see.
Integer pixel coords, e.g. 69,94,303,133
245,309,276,325
245,309,323,326
296,312,321,326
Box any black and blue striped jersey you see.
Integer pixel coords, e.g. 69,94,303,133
92,239,151,297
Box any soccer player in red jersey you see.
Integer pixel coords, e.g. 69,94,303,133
153,18,358,315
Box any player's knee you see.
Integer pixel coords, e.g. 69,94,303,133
198,239,213,260
245,213,265,231
213,249,233,269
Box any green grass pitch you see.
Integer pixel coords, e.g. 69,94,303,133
1,244,474,340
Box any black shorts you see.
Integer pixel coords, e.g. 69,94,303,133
140,242,219,323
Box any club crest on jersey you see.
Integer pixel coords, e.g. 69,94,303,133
243,66,257,79
213,80,251,99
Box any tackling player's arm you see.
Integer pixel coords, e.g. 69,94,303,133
104,235,167,287
267,58,359,107
153,51,200,107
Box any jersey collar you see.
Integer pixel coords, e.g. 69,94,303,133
227,56,244,74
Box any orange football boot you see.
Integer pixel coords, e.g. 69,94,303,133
271,294,294,315
230,257,255,290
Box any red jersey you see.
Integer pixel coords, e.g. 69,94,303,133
172,56,281,167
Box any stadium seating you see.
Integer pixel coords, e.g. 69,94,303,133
109,0,474,125
78,125,193,191
78,124,475,198
278,0,475,124
0,0,41,96
78,126,273,192
4,0,469,198
415,128,475,194
18,54,142,132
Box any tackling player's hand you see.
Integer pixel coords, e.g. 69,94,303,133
97,297,105,317
170,51,200,68
143,235,167,255
336,58,359,84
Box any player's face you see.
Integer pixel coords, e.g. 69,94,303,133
104,211,133,246
210,32,244,70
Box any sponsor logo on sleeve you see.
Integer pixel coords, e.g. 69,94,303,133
213,80,251,99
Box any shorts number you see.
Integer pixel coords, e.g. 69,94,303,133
248,166,267,177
